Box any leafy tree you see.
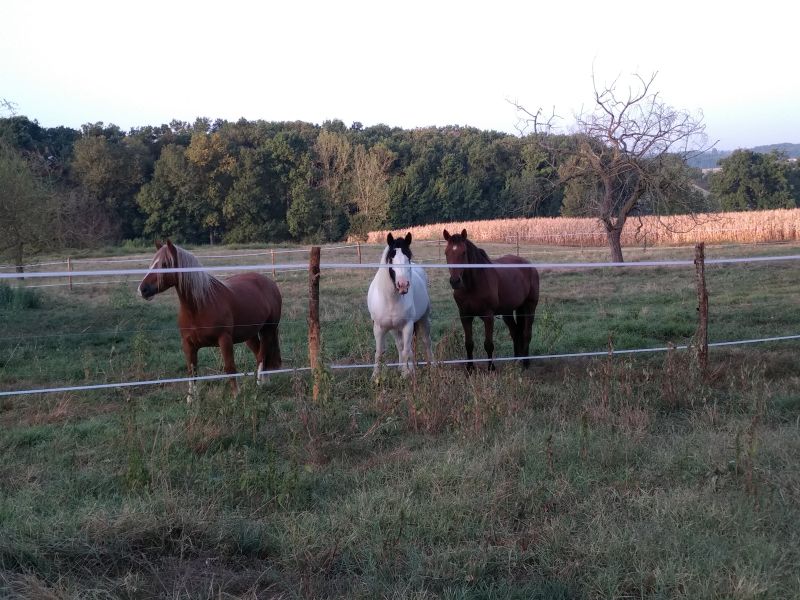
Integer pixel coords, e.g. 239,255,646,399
313,128,352,237
184,131,235,243
710,150,796,210
137,144,206,242
0,141,56,270
350,144,396,237
70,125,149,239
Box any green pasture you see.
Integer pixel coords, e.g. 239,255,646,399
1,240,799,598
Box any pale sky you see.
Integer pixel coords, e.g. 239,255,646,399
1,0,797,150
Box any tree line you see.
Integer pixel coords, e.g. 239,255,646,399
2,93,799,267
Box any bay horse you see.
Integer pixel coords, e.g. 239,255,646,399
137,240,282,400
367,232,434,379
443,228,539,371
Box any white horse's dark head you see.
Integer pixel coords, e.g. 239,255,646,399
386,232,413,295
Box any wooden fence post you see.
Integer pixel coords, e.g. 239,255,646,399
694,242,709,376
308,246,322,403
67,256,73,291
356,242,362,264
438,239,442,261
516,232,520,256
271,249,276,279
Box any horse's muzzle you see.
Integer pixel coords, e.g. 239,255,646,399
396,282,410,295
138,284,156,301
449,277,463,290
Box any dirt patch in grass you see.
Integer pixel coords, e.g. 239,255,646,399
0,394,122,428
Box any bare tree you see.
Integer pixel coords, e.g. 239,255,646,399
514,72,712,261
1,97,17,116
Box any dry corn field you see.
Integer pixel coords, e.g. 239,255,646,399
367,208,800,247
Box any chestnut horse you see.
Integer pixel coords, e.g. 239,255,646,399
443,229,539,371
137,240,282,400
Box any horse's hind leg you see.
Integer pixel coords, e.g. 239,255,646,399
246,337,265,384
415,312,435,367
502,314,521,359
480,315,496,371
518,301,536,369
259,324,282,383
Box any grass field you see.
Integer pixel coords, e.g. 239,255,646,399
1,240,799,598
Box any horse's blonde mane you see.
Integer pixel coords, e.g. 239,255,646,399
157,245,220,307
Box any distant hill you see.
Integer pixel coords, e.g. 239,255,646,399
688,143,800,169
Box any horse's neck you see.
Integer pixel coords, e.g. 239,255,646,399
464,243,490,288
175,272,222,312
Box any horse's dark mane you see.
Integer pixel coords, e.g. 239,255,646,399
464,238,491,265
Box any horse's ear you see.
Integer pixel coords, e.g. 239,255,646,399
386,233,394,246
443,229,450,241
155,240,163,249
405,232,412,245
461,229,468,239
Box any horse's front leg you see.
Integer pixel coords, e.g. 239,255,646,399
372,322,386,381
399,320,415,377
181,338,199,403
481,314,496,371
460,315,475,373
218,333,239,395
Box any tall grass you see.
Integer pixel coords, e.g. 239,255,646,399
0,283,41,310
368,208,800,247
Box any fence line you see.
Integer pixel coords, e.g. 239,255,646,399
3,253,800,282
6,233,797,272
3,333,798,398
0,243,390,271
18,268,311,289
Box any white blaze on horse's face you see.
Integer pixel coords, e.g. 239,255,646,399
137,254,162,300
390,247,411,295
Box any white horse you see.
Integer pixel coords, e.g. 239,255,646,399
367,232,434,379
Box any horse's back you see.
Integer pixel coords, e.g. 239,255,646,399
495,255,539,307
225,272,282,322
